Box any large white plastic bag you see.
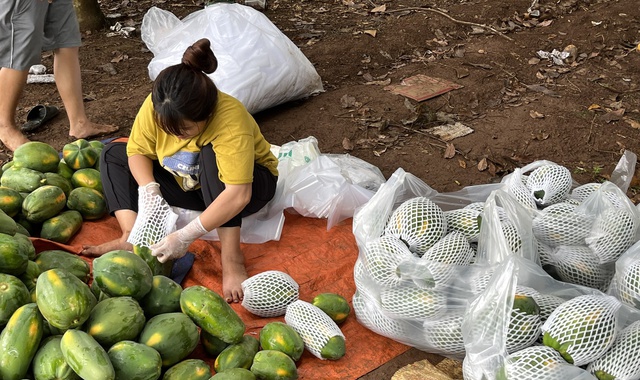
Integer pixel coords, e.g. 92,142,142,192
267,137,386,231
141,4,323,114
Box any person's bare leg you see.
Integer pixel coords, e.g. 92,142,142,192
217,226,248,303
0,68,30,151
81,209,136,256
53,47,119,139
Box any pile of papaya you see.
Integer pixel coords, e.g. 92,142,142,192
0,241,351,379
0,139,107,244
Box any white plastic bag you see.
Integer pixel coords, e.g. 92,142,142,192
140,4,323,114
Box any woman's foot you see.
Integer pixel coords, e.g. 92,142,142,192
0,123,29,151
69,121,119,140
221,252,248,303
81,237,132,257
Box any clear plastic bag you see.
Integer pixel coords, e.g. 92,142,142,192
140,4,323,114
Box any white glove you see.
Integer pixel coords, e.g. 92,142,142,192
150,217,208,263
139,182,162,198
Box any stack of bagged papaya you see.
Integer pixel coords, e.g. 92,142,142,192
0,244,350,380
0,139,107,244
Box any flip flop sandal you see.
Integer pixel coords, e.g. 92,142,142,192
21,104,60,133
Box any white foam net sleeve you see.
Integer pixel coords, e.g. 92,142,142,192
502,169,537,210
614,259,640,308
531,293,566,325
587,320,640,380
127,191,179,247
552,245,615,291
380,283,447,320
501,222,523,255
284,300,344,360
571,182,602,203
503,345,582,380
586,208,639,264
383,196,446,256
506,308,542,353
541,294,621,366
352,290,412,343
532,202,593,247
241,270,299,317
444,208,481,242
537,242,555,267
423,313,466,358
362,235,415,288
526,164,572,207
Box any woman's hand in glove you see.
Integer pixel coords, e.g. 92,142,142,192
150,217,208,263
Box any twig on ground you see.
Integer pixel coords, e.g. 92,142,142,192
388,122,470,159
384,6,514,41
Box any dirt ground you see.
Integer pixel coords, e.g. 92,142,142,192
8,0,640,378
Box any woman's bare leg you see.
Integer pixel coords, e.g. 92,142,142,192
0,68,30,151
53,47,119,139
81,209,136,256
217,226,248,303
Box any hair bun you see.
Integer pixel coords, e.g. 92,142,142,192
181,38,218,74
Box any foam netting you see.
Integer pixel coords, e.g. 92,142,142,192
422,313,466,357
362,235,415,288
532,202,594,247
503,345,582,380
352,289,412,343
587,319,640,379
128,191,179,247
616,259,640,308
241,270,299,317
586,208,639,264
526,164,573,207
380,284,447,320
541,294,621,366
552,245,615,291
284,300,345,360
383,196,447,256
444,208,481,242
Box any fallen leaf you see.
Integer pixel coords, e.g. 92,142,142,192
458,159,466,168
533,131,550,140
477,158,488,171
538,19,553,27
340,94,357,108
588,104,601,110
364,29,377,37
599,108,625,123
444,143,456,159
342,137,354,150
528,57,541,64
529,110,545,119
373,146,387,156
370,4,386,13
624,118,640,129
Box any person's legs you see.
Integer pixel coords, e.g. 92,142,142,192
216,226,247,303
198,144,277,302
0,0,47,151
0,68,30,151
52,46,119,139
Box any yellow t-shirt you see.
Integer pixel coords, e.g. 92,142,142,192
127,92,278,191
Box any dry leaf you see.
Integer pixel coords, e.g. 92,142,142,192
528,57,541,64
458,159,466,168
371,4,386,13
477,158,488,171
538,19,553,27
364,29,377,37
625,118,640,129
342,137,354,150
529,110,545,119
444,143,456,159
588,104,601,110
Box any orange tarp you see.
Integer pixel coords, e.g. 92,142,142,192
32,212,410,379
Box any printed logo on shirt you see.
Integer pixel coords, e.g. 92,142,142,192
161,151,201,190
